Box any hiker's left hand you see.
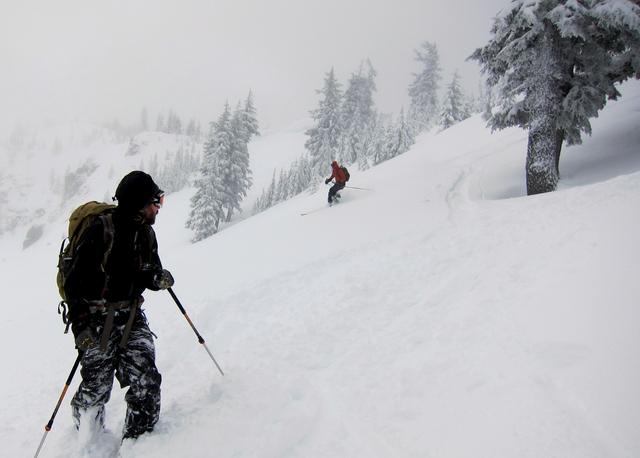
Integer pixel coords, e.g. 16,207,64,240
153,269,174,290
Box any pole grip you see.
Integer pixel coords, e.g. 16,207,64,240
168,287,187,314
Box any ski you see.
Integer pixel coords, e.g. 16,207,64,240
301,203,336,216
301,194,343,215
300,207,326,216
301,204,341,216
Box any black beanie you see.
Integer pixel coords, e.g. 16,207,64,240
114,171,163,211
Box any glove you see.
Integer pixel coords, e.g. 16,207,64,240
153,269,175,290
74,326,97,351
325,178,331,184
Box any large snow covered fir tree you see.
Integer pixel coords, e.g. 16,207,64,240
186,99,255,238
471,0,640,195
186,119,227,241
338,60,378,166
408,41,442,133
305,68,343,178
223,103,253,222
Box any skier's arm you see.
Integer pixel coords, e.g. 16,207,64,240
325,170,336,184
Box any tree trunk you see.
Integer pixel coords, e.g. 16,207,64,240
554,128,564,176
526,124,559,195
526,21,562,195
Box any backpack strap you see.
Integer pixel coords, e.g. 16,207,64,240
99,306,116,351
58,301,71,334
97,297,141,351
97,213,116,350
119,299,140,349
98,213,115,272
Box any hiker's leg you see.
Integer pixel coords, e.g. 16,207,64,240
116,315,161,439
71,340,117,430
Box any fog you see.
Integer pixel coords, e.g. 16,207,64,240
1,0,507,136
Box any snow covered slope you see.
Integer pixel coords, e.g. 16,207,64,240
2,81,639,458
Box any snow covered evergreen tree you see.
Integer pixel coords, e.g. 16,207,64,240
339,60,377,165
241,91,260,143
290,155,314,194
471,0,640,195
369,114,391,165
262,170,277,210
253,190,266,214
186,118,198,138
440,71,470,129
149,153,159,179
185,119,202,141
408,41,442,133
252,155,316,215
140,108,149,131
473,79,492,120
186,167,225,241
125,138,140,156
186,109,230,240
275,169,289,202
156,143,201,194
166,110,183,134
217,103,253,222
305,68,343,179
156,114,165,133
383,108,415,161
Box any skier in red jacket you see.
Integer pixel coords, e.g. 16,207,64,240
324,160,347,205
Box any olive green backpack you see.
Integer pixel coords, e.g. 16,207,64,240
56,201,116,330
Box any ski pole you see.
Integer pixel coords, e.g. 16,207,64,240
167,287,224,376
326,180,371,191
34,352,83,458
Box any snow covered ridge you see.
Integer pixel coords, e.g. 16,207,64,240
0,113,304,246
1,80,639,458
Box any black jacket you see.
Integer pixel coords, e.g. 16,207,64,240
65,208,163,315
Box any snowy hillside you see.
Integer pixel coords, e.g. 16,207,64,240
1,80,639,458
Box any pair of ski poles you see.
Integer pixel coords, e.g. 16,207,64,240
344,185,372,191
34,287,222,458
326,181,373,191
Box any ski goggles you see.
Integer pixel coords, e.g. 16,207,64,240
151,193,165,208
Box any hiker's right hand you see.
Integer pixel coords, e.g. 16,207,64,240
74,327,97,351
325,178,330,184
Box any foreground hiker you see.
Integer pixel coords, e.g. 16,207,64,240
324,160,349,205
63,171,174,440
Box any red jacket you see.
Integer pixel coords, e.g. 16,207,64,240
328,162,346,184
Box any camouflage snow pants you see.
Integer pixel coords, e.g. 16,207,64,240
71,312,161,439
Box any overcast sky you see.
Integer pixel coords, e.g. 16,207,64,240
1,0,508,136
